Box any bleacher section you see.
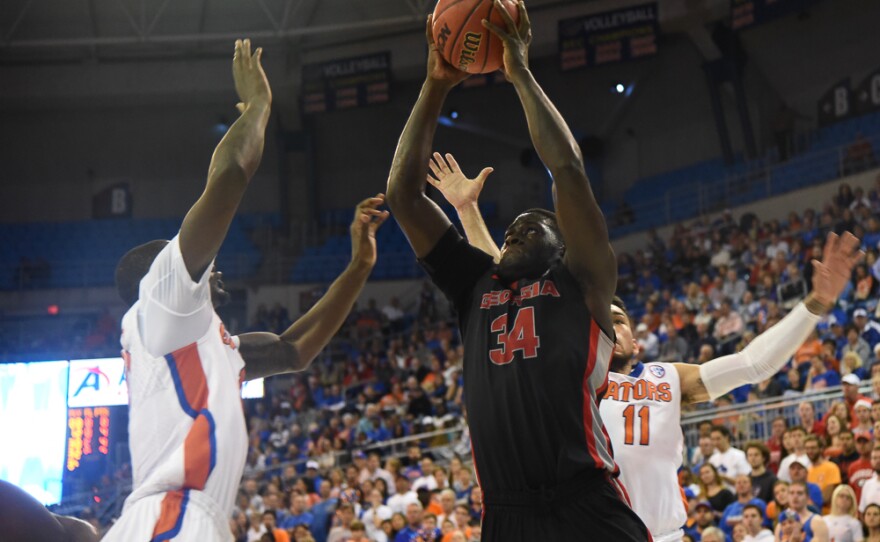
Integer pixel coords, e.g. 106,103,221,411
291,110,880,284
609,110,880,236
0,214,278,290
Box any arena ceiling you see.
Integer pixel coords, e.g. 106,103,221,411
0,0,595,63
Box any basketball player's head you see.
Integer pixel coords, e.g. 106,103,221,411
115,239,231,308
609,296,639,372
497,209,563,283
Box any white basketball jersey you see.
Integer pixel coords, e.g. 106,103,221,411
601,362,687,539
114,236,249,539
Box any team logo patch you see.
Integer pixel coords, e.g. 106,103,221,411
649,365,666,378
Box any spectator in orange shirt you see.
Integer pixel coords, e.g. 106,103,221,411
805,436,842,513
794,330,823,366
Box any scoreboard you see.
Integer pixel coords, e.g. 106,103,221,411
66,407,111,473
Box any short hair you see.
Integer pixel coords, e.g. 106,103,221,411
804,435,822,448
115,239,169,306
742,504,764,517
612,296,629,318
262,509,277,519
745,441,770,464
350,520,365,531
789,426,806,436
710,425,731,439
789,480,808,491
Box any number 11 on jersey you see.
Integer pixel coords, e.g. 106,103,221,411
622,404,650,446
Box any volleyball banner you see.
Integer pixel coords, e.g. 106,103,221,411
558,3,658,72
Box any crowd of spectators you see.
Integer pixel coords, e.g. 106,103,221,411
221,174,880,542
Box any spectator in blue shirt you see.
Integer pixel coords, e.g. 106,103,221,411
720,475,767,537
395,502,440,542
310,481,338,542
788,460,823,512
806,355,841,391
854,309,880,351
280,493,314,531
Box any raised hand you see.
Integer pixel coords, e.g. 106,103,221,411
482,0,531,79
426,15,470,88
350,194,390,269
233,39,272,114
427,152,493,210
809,231,864,310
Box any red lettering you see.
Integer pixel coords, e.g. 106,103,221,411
499,290,511,304
540,280,560,297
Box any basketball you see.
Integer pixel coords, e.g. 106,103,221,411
432,0,521,74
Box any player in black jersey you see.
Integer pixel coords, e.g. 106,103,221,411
385,1,650,540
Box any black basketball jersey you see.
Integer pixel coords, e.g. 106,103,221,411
420,227,617,493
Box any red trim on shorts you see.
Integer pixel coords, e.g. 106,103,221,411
151,490,189,541
469,441,485,523
582,321,604,467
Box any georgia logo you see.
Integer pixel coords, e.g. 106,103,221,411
649,365,666,378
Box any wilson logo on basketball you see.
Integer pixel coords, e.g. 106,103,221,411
458,32,483,70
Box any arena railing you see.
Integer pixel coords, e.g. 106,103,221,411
680,382,874,467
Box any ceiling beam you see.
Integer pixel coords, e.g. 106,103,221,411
145,0,173,38
2,14,422,49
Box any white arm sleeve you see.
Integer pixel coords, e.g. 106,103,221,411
698,302,821,401
138,234,214,357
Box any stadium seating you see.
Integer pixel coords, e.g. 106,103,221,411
0,214,278,291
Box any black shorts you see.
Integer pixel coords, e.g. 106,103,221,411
481,470,652,541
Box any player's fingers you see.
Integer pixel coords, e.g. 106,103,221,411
254,47,263,68
371,211,391,231
245,39,253,62
476,167,494,185
236,102,246,114
433,152,451,174
493,0,517,34
518,0,531,35
481,19,510,42
839,231,861,256
427,174,442,186
445,153,461,172
822,232,838,264
428,159,443,178
426,14,435,46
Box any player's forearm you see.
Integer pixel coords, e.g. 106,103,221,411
698,299,823,400
280,261,373,367
456,202,501,262
509,69,585,176
207,102,271,189
386,80,451,205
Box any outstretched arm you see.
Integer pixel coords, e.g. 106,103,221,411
179,39,272,280
677,232,864,404
484,1,616,330
427,152,501,262
385,16,470,258
239,196,389,380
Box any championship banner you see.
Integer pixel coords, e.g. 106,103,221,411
731,0,816,31
855,66,880,115
558,3,658,72
817,78,852,127
301,52,391,114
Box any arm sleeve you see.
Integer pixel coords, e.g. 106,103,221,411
138,234,214,357
418,226,495,312
699,302,820,401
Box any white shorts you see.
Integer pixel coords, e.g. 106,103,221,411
103,488,232,541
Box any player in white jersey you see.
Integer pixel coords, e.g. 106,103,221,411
103,39,389,542
426,151,863,542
